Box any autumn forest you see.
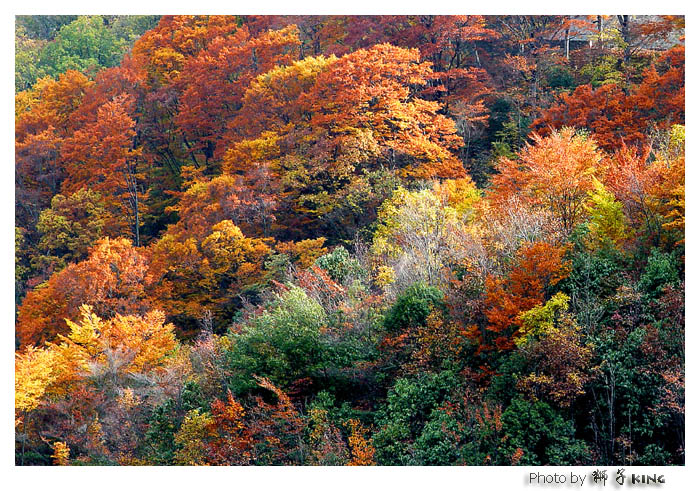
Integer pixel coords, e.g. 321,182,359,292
14,15,684,466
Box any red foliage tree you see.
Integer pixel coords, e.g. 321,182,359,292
533,46,685,151
175,25,300,166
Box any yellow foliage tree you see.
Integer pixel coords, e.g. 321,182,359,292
51,441,70,466
15,346,58,416
173,409,215,466
346,419,376,466
54,305,177,377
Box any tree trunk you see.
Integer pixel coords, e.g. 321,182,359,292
617,15,632,90
617,15,631,65
134,190,140,248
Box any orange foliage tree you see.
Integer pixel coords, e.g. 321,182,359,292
16,70,93,228
16,304,180,464
490,128,605,236
60,94,145,245
206,390,253,465
604,130,685,247
175,25,300,166
16,238,154,347
147,220,272,335
164,167,279,240
202,378,305,465
475,241,570,352
225,44,465,238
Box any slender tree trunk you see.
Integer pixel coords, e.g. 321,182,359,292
617,15,632,90
21,411,28,465
607,364,616,464
134,191,140,248
125,162,141,247
618,15,631,65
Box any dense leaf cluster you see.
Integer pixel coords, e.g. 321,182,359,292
15,15,684,466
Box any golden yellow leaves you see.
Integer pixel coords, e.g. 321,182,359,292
149,47,185,84
51,441,70,466
584,177,630,249
346,419,375,466
15,346,59,414
16,305,178,421
60,306,177,376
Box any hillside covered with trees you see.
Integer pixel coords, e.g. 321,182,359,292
15,14,684,466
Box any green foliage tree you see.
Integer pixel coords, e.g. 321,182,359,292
16,15,159,90
373,371,458,465
143,399,179,465
226,287,329,393
38,16,128,80
638,248,680,298
15,24,46,91
383,282,445,332
16,16,78,40
500,397,590,465
314,246,364,284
